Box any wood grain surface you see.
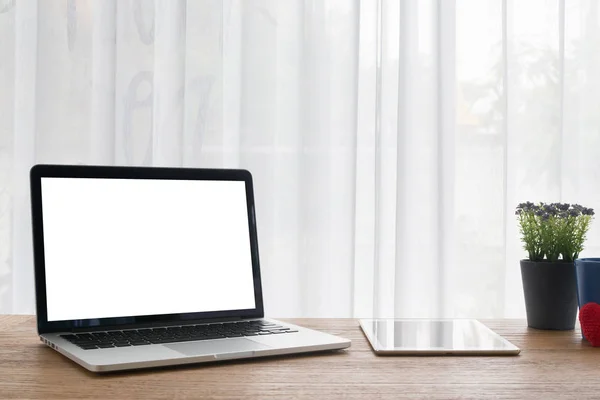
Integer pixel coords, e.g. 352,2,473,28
1,316,599,399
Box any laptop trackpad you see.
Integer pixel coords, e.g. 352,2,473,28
165,338,271,357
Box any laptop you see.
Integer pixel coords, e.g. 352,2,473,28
30,164,350,372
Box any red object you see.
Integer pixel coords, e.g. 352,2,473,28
579,302,600,347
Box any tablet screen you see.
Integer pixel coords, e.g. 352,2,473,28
359,319,520,355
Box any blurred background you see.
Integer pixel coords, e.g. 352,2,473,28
1,0,599,318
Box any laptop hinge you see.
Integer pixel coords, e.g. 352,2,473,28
65,316,253,333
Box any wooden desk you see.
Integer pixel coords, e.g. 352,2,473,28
1,316,599,399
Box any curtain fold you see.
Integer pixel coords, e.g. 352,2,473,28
1,0,600,318
12,0,37,314
90,0,116,164
152,0,185,166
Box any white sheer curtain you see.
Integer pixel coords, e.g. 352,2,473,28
1,0,600,317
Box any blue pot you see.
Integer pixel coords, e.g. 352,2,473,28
575,258,600,307
575,258,600,340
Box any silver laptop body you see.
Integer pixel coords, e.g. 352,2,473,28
30,165,350,372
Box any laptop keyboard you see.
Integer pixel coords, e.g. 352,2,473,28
59,320,298,350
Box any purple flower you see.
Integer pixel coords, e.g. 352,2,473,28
516,201,535,211
543,204,558,215
542,213,550,221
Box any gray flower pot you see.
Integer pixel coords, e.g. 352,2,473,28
520,260,578,330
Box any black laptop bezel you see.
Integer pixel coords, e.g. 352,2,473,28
30,164,265,334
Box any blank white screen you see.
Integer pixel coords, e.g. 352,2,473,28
41,177,256,322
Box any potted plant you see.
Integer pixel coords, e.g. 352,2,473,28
516,202,595,330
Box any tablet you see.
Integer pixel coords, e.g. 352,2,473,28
359,319,520,355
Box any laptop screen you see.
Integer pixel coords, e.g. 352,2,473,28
40,177,257,322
